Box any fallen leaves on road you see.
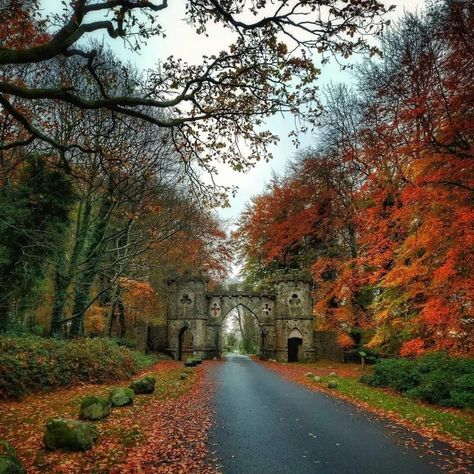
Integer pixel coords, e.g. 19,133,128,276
259,359,474,473
0,361,219,473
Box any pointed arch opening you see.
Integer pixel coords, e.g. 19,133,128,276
178,326,193,361
288,328,303,362
221,304,263,358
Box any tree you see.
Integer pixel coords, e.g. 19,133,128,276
236,1,473,356
0,0,393,177
0,154,76,331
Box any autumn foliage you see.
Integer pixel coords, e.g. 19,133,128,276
236,1,474,356
0,361,217,473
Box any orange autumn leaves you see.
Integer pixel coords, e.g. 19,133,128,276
236,1,474,356
0,1,48,49
0,362,218,473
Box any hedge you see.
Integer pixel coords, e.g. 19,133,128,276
360,352,474,408
0,336,156,400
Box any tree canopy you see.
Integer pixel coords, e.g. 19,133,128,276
1,0,393,176
235,0,474,356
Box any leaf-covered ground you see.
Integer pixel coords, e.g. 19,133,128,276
0,361,218,473
259,359,474,470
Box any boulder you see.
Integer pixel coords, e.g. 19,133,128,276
43,418,98,451
327,380,338,389
0,440,25,474
179,373,189,381
304,372,314,378
129,376,156,394
109,387,134,407
79,395,111,420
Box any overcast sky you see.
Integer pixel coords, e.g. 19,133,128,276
42,0,425,226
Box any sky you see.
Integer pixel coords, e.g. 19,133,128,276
42,0,425,227
122,0,424,225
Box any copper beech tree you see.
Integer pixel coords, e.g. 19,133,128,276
1,0,392,176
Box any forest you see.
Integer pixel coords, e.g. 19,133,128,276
0,1,473,473
0,2,234,341
236,1,473,357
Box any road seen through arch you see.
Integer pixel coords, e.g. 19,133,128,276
208,354,458,474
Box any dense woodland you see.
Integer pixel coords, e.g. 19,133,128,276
0,2,237,339
0,0,395,342
0,1,472,358
236,1,473,356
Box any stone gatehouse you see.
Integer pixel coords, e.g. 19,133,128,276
164,274,342,362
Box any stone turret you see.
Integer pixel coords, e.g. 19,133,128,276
272,272,315,362
166,274,210,359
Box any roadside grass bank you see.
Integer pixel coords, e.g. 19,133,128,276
259,359,474,455
0,361,217,473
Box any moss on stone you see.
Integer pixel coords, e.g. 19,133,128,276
43,418,98,451
129,376,155,394
79,395,111,420
109,387,135,407
0,441,25,474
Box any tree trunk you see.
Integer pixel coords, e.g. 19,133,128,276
347,222,358,259
51,197,91,336
69,196,113,337
118,298,126,338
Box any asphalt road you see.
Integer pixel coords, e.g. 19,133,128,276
208,354,458,474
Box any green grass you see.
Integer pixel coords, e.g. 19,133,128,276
320,374,474,443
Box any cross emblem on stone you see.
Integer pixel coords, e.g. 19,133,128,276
262,303,272,316
211,303,221,317
289,293,301,306
180,293,192,306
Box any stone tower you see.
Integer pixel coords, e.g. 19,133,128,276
272,274,315,362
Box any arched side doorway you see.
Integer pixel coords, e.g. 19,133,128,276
287,328,303,362
178,327,193,361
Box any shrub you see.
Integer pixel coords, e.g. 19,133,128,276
360,358,421,392
361,352,474,408
449,374,474,408
0,336,156,400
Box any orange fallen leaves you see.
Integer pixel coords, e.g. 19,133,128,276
0,361,219,473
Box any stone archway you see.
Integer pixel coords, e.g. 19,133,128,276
205,290,276,360
165,274,344,362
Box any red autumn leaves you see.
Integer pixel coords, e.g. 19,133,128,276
0,362,218,473
235,2,474,356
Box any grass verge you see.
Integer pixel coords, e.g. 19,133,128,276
0,361,211,473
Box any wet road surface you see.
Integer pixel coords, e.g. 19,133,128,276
209,354,464,474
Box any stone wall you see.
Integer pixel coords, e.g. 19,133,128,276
147,325,168,352
313,331,344,362
133,321,148,353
